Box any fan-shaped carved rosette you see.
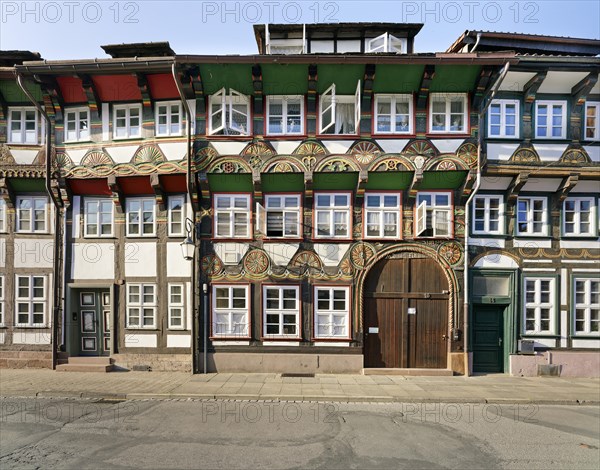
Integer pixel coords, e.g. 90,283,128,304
241,140,276,157
293,140,328,156
350,243,376,270
243,250,270,276
403,139,439,158
438,241,463,266
290,251,323,272
456,141,478,168
81,150,114,167
133,145,166,164
201,255,223,276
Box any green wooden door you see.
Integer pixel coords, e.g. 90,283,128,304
78,290,110,356
472,305,504,373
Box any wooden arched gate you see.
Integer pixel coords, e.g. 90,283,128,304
363,253,449,368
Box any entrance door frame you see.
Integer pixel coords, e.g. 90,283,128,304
65,283,115,357
468,269,517,374
355,244,460,369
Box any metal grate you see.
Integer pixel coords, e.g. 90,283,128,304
280,373,315,378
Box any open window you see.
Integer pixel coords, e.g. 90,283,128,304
415,192,452,238
209,88,251,136
319,81,361,135
366,33,404,53
415,200,427,237
255,201,267,236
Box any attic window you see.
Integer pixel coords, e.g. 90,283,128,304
366,33,405,53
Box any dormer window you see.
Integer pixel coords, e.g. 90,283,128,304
209,88,251,136
319,81,361,135
366,33,405,53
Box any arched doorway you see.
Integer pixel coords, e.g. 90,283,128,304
363,252,449,368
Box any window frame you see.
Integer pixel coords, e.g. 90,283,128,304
125,197,156,237
472,194,505,235
263,193,302,240
318,81,361,136
168,283,186,330
266,95,305,136
0,275,4,327
113,103,142,139
562,196,597,237
207,88,251,136
213,193,252,240
373,94,413,135
313,192,352,240
428,93,468,134
516,196,549,237
15,275,47,327
83,197,114,238
16,196,48,234
155,100,182,137
522,276,557,336
572,277,600,337
211,284,251,339
415,191,453,238
363,192,402,239
0,198,6,233
126,283,157,329
64,106,90,142
584,101,599,141
487,99,519,139
535,100,567,139
313,286,351,340
262,285,301,339
8,106,38,144
168,195,186,237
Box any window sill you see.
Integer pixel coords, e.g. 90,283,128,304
560,236,600,240
364,236,403,241
521,334,560,339
113,136,143,141
14,325,49,329
312,237,353,242
261,336,302,342
514,234,551,239
210,336,252,341
6,142,41,146
211,237,254,243
470,233,508,238
311,337,352,342
125,328,159,331
371,132,414,138
82,236,116,240
64,140,93,145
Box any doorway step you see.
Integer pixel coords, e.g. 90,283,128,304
56,356,114,372
363,368,453,376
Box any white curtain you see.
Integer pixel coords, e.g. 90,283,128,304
335,103,354,134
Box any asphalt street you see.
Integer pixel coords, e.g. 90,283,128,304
1,398,599,469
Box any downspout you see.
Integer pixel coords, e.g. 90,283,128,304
470,32,482,52
171,63,200,374
16,72,63,369
463,61,511,375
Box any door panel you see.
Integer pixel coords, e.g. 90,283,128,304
77,290,110,356
411,299,447,368
472,305,504,373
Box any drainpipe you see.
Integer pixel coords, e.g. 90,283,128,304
463,61,511,375
470,32,482,52
16,72,63,369
171,63,201,374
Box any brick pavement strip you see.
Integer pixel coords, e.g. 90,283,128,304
0,369,599,404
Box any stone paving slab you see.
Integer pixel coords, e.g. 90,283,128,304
0,369,599,404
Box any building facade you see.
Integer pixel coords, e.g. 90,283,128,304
0,25,598,376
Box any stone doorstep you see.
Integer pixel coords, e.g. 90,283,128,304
363,368,454,376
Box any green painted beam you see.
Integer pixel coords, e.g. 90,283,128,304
199,64,254,96
365,172,414,190
207,173,253,192
429,65,482,93
9,178,46,192
420,170,469,189
261,173,304,192
313,172,359,190
372,65,425,93
0,80,43,103
261,64,309,95
316,65,364,94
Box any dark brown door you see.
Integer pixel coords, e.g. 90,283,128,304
364,255,448,368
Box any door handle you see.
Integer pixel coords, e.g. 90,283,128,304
498,337,503,347
442,335,447,340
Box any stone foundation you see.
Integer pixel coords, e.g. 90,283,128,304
111,353,192,372
208,353,364,374
449,352,467,375
0,351,53,369
510,351,600,377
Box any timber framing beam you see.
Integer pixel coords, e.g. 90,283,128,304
505,172,529,203
79,74,102,124
0,177,15,209
415,65,435,136
307,64,318,137
570,72,598,141
137,73,154,133
150,174,166,210
252,64,264,137
408,168,424,198
459,169,477,205
361,64,376,136
186,66,205,134
0,88,8,120
556,173,580,203
107,175,124,213
522,72,547,141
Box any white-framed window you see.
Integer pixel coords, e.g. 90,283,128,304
15,275,46,327
517,197,548,236
523,277,556,335
113,104,142,139
488,99,519,138
208,88,251,136
64,107,90,142
16,196,47,233
262,194,301,238
429,93,467,133
366,33,405,53
214,194,251,239
0,199,6,232
168,283,185,330
314,192,351,239
374,94,412,134
573,277,599,336
364,193,401,239
266,96,303,135
263,285,300,337
473,195,504,235
563,197,596,237
415,192,452,238
314,286,350,339
584,102,599,141
168,195,186,237
84,198,113,237
126,283,156,329
212,285,250,337
126,198,156,237
8,107,38,144
0,276,4,326
319,81,361,135
156,101,182,136
535,101,566,139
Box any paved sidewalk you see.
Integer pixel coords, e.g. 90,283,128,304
1,369,599,404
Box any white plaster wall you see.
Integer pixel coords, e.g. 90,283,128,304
186,282,192,331
211,141,247,155
72,196,81,239
106,145,139,164
513,239,552,248
573,180,600,193
486,143,519,161
499,71,536,92
314,243,350,266
13,238,54,268
479,177,513,191
102,103,109,140
125,334,157,348
124,242,157,277
68,149,87,165
323,140,352,154
535,144,568,162
583,145,599,162
214,243,248,265
560,240,600,249
0,332,5,343
10,149,38,164
537,71,589,94
467,238,506,249
521,178,562,192
0,238,5,268
572,339,600,348
430,139,462,153
166,242,192,277
474,254,518,269
71,243,115,280
378,139,410,153
13,331,52,345
263,243,299,266
167,335,191,348
270,141,300,154
158,142,187,161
